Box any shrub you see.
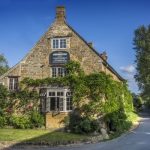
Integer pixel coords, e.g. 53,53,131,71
68,112,100,134
133,96,143,111
79,118,91,133
10,115,31,129
30,110,44,128
104,110,132,133
68,111,82,133
0,116,7,128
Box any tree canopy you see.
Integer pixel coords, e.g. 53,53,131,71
0,54,9,76
134,25,150,105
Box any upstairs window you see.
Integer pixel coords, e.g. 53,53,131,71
9,77,19,91
52,38,67,49
52,67,67,77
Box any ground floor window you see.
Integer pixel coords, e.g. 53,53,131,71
50,97,63,111
40,88,73,112
66,97,72,111
8,77,19,91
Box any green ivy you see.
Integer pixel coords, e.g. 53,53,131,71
19,61,133,132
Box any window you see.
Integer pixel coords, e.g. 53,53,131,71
9,77,19,91
66,97,72,111
60,39,66,48
48,91,64,111
49,92,55,96
52,67,67,77
53,39,59,49
52,38,67,49
50,97,63,111
44,89,73,112
66,92,73,111
57,92,64,96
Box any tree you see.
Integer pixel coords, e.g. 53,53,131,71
0,54,9,76
134,25,150,105
132,93,143,111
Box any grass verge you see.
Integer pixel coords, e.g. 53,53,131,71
0,129,89,145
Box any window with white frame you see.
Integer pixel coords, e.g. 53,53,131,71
9,77,19,91
66,92,73,111
52,38,67,49
46,90,73,112
52,67,67,77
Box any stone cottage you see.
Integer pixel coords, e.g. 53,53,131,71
0,6,124,128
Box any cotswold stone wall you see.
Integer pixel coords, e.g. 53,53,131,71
46,112,69,128
0,20,120,86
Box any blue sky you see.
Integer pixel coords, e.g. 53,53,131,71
0,0,150,93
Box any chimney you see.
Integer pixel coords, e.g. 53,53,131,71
88,42,93,48
100,51,108,61
56,6,66,23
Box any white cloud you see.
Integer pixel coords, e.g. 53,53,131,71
120,65,135,74
119,64,139,93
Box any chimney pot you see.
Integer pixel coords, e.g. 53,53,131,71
56,6,66,22
100,51,108,61
88,42,93,48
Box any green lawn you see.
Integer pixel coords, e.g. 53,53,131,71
0,129,88,144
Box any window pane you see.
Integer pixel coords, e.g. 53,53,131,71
49,92,55,96
61,92,63,96
52,67,57,77
53,40,56,48
9,78,13,90
56,40,59,48
9,77,18,91
14,78,18,90
50,97,56,111
51,67,67,78
66,97,73,110
57,92,60,96
66,92,72,96
52,92,55,96
59,98,63,111
53,39,59,49
60,39,66,48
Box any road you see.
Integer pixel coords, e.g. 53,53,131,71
4,113,150,150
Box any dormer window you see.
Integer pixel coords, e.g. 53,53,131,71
52,38,67,49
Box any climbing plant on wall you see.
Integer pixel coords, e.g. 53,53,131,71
19,60,133,132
